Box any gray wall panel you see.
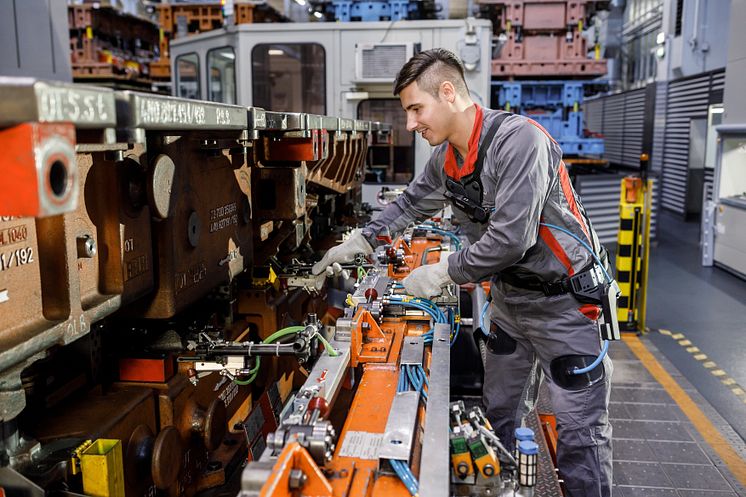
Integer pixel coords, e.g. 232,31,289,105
0,0,71,80
581,87,651,169
659,70,724,215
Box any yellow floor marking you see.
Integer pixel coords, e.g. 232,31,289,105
623,334,746,486
703,361,717,369
671,333,685,340
686,346,700,353
693,354,708,361
659,329,672,336
678,339,692,346
733,388,745,396
722,378,736,386
711,370,726,377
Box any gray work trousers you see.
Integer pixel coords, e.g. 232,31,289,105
483,282,613,497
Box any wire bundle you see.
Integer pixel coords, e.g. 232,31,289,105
390,459,419,496
414,225,463,250
392,362,429,496
233,325,338,386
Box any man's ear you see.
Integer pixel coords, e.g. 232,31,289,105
439,81,457,103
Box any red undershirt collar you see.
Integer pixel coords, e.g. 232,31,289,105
444,105,483,181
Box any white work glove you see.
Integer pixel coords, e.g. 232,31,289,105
312,229,374,276
402,256,454,299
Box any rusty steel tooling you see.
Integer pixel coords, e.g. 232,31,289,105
0,75,393,495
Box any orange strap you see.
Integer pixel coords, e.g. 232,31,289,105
444,105,483,181
558,161,591,242
539,225,575,276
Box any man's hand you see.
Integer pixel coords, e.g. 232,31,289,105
402,256,454,298
312,229,374,276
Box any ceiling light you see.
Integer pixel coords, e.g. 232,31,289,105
268,49,285,56
313,11,323,18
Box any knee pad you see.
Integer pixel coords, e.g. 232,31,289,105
485,321,517,355
550,355,605,391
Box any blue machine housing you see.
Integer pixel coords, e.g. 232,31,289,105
330,0,414,21
496,80,604,156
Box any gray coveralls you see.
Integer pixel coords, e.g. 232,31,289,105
365,108,613,497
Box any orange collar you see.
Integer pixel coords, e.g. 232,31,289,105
444,105,483,181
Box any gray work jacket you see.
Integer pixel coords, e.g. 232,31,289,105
365,108,601,286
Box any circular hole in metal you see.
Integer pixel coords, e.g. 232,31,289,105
390,440,402,445
437,338,447,342
49,160,68,197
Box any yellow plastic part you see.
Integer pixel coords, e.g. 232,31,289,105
80,439,125,497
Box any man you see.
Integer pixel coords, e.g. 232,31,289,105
313,48,612,497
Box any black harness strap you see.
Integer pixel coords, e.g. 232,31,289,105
445,112,511,223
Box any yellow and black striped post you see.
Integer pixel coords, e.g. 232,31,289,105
615,154,653,332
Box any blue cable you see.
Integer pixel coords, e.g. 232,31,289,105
538,223,612,283
539,222,613,375
390,460,418,495
479,300,490,337
572,340,610,375
415,225,462,250
417,365,429,387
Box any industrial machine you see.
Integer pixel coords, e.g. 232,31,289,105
167,19,493,209
0,77,559,496
0,76,386,495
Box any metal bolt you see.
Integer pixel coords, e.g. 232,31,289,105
76,235,96,258
288,469,307,490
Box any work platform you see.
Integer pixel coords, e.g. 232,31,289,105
609,335,745,496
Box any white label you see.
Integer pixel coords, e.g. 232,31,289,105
219,380,239,408
39,88,111,123
209,202,238,234
138,98,206,125
0,247,34,272
0,289,8,303
216,107,232,125
337,431,383,460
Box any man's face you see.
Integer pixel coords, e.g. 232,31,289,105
399,81,452,146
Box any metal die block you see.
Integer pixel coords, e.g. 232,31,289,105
0,214,58,338
0,122,77,217
155,372,251,497
252,164,306,221
400,336,424,366
260,129,329,163
378,391,419,463
26,387,169,497
72,144,154,310
139,137,252,318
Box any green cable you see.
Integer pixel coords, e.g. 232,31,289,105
233,326,306,385
314,332,340,357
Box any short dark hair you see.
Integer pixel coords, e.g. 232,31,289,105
393,48,469,98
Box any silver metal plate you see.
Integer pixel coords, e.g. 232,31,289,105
117,91,248,130
248,107,266,129
289,340,351,421
264,111,304,130
378,391,419,462
401,336,424,366
418,323,450,497
351,272,390,305
338,118,354,131
0,77,116,127
354,119,371,132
